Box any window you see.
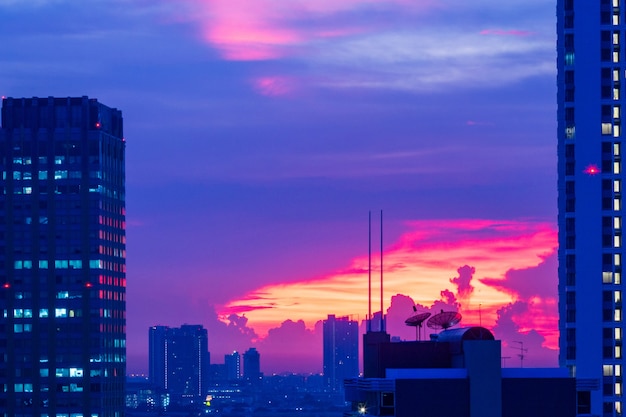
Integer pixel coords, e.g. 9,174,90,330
616,106,621,119
605,364,614,376
604,123,614,135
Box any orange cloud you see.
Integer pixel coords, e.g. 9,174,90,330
220,219,557,338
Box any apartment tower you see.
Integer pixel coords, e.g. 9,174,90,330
0,97,126,416
148,325,209,404
323,314,358,392
558,1,626,415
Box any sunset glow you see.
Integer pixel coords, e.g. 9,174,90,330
221,219,558,353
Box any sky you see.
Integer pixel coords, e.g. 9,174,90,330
0,0,558,374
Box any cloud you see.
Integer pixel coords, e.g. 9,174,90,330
450,265,475,300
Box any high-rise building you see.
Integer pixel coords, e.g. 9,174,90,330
148,325,209,403
323,314,358,392
0,96,126,416
243,347,261,381
558,2,626,415
224,351,241,381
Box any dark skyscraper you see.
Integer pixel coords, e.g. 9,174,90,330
0,97,126,416
558,1,626,415
148,325,209,403
243,347,261,381
323,314,358,392
224,351,241,381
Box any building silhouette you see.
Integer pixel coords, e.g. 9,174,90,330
323,314,359,392
558,2,626,415
243,347,261,381
148,325,209,404
225,351,241,381
346,327,575,417
0,97,126,416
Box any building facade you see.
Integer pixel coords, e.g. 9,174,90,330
558,1,626,415
243,347,261,382
225,351,241,381
323,314,359,392
148,325,209,404
0,96,126,416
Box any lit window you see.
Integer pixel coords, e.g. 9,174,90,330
56,291,69,299
616,180,622,193
616,235,622,248
617,254,622,266
55,308,67,318
618,365,623,377
615,308,621,321
617,345,622,358
616,33,621,45
40,369,49,377
38,171,47,180
616,217,622,229
616,162,622,174
614,14,620,25
617,291,622,303
616,272,622,284
614,198,621,211
55,260,68,269
39,309,48,318
618,401,623,414
617,328,623,341
69,368,83,378
39,260,48,269
615,125,621,137
616,106,621,119
605,365,614,376
565,52,575,66
14,261,22,269
616,143,622,156
614,0,620,7
614,52,620,63
604,123,614,135
605,272,614,283
617,383,623,396
23,260,32,269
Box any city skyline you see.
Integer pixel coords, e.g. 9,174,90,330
0,0,558,374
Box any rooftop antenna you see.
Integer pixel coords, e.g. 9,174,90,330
380,210,384,332
405,306,431,341
513,341,528,368
368,211,372,332
427,310,462,331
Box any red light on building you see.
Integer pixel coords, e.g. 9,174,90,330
2,283,9,289
95,122,101,128
85,282,93,288
584,164,600,175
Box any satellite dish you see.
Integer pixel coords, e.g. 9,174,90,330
427,310,462,330
404,311,431,341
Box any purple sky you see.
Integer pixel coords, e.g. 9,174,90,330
0,0,558,374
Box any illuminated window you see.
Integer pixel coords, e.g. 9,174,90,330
617,383,622,396
616,125,621,137
55,308,67,318
39,309,48,318
616,88,621,100
615,309,621,321
614,52,620,63
616,272,622,284
616,235,622,248
38,171,47,180
617,327,623,341
605,365,614,376
39,260,48,269
605,272,614,283
617,291,622,303
616,143,622,156
618,365,623,377
616,106,622,119
616,180,622,193
566,52,575,66
617,345,622,358
614,0,620,7
604,123,614,135
614,14,620,25
614,198,621,211
69,368,83,378
616,217,622,229
617,254,623,266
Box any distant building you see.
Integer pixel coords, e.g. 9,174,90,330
345,328,575,417
557,1,626,415
243,347,261,381
148,324,209,404
0,97,126,416
225,351,241,381
323,314,359,392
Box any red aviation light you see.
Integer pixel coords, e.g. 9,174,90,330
95,122,101,129
85,282,93,288
584,164,600,175
2,283,9,289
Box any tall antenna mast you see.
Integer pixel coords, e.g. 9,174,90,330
380,210,384,332
513,341,528,368
368,211,372,332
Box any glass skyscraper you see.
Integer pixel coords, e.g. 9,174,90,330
323,314,358,392
0,97,126,416
148,325,209,404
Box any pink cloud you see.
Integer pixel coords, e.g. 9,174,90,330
178,0,438,61
252,76,297,96
480,29,534,37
